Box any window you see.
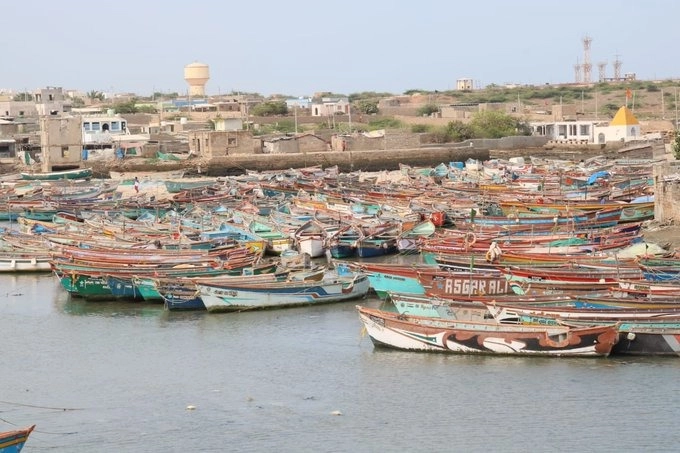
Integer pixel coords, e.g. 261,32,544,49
228,138,237,146
568,124,577,136
110,121,121,131
579,125,590,136
91,122,101,131
61,146,69,157
121,121,127,132
83,122,91,131
48,94,54,101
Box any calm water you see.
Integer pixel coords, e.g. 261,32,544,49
2,272,680,452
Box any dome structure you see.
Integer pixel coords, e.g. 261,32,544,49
184,62,210,96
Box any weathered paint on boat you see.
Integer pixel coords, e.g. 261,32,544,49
20,168,92,180
0,424,35,453
357,306,618,357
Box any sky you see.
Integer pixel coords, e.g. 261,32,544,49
2,0,678,97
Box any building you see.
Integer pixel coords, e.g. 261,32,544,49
311,97,350,117
213,117,243,132
593,106,641,143
34,87,69,116
188,130,262,158
530,106,643,145
82,113,129,148
0,86,70,118
262,134,329,154
530,120,598,143
39,115,83,171
286,97,312,109
456,78,474,90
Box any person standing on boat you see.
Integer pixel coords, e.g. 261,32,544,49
134,177,140,193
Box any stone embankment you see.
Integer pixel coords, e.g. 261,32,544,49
86,146,496,177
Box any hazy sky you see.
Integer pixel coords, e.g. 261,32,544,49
2,0,677,97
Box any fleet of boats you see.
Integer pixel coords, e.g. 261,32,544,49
2,155,680,359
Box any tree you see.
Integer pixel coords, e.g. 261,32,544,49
87,90,105,102
71,97,85,107
355,99,379,115
113,99,139,114
446,121,475,141
250,101,288,116
673,133,680,160
13,92,33,101
417,104,440,117
469,110,521,138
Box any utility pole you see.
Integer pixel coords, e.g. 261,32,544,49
675,87,678,130
348,102,352,133
661,88,665,119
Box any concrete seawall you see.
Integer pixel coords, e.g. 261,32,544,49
89,147,499,177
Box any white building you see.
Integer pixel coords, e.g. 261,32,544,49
593,106,641,144
530,106,643,145
456,78,474,90
311,97,350,116
82,113,129,147
530,120,598,143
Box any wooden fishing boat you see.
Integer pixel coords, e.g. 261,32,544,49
0,252,52,272
483,301,680,324
388,291,575,320
500,265,644,292
418,269,513,298
396,219,436,253
20,167,92,180
0,424,35,453
355,223,400,258
345,262,439,299
357,306,618,357
560,318,680,356
197,264,369,312
164,179,217,193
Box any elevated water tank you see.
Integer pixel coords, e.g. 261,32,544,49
184,62,210,96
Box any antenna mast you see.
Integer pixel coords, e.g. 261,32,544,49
582,35,592,84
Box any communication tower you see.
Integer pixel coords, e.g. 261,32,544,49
582,36,592,83
613,55,623,81
574,62,582,83
597,62,607,82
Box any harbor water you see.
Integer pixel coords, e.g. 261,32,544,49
2,272,680,452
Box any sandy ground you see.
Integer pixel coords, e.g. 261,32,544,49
641,221,680,251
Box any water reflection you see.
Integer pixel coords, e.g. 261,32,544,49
58,296,166,318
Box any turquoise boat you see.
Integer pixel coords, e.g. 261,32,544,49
164,180,215,193
20,168,92,181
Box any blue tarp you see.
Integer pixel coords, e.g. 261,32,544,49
587,171,610,185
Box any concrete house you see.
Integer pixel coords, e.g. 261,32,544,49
530,120,598,143
311,97,350,117
263,134,329,154
188,130,262,158
39,115,83,171
593,106,641,143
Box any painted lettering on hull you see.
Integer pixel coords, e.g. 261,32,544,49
434,278,510,295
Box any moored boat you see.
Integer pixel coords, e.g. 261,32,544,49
357,305,618,357
20,168,92,181
197,264,369,312
0,424,35,453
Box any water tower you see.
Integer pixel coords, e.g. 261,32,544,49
184,62,210,96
